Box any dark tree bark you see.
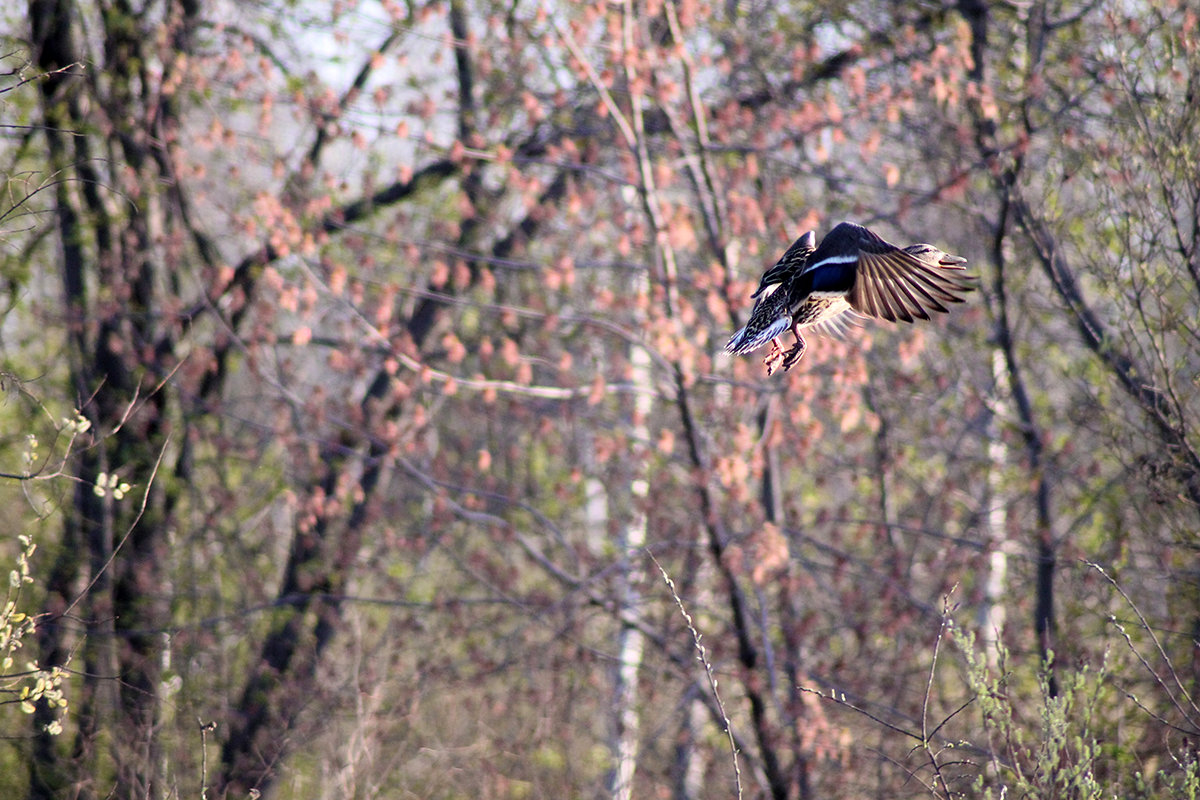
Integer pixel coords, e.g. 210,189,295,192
27,1,189,796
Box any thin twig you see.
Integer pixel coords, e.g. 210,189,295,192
798,685,922,742
63,437,169,617
1088,560,1200,731
919,597,955,800
651,553,742,800
551,19,637,149
0,61,83,97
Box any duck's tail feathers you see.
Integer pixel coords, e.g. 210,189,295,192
725,315,791,355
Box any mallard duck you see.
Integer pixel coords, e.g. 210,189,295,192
726,222,974,375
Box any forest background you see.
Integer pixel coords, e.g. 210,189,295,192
2,0,1199,798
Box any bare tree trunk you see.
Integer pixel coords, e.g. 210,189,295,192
28,1,175,795
979,347,1011,668
609,338,652,800
960,0,1059,694
672,691,707,800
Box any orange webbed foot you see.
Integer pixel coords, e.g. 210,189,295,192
763,340,785,376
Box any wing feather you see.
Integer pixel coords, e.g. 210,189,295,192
751,231,816,298
849,244,974,322
806,309,864,339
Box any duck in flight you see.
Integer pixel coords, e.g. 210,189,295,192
725,222,975,375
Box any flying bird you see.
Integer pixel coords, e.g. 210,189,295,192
726,222,975,375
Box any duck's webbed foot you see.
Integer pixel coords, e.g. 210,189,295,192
763,339,785,376
779,335,807,373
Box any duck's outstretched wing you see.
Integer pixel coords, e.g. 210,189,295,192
801,222,975,323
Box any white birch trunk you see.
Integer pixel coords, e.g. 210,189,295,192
610,343,652,800
979,346,1010,668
